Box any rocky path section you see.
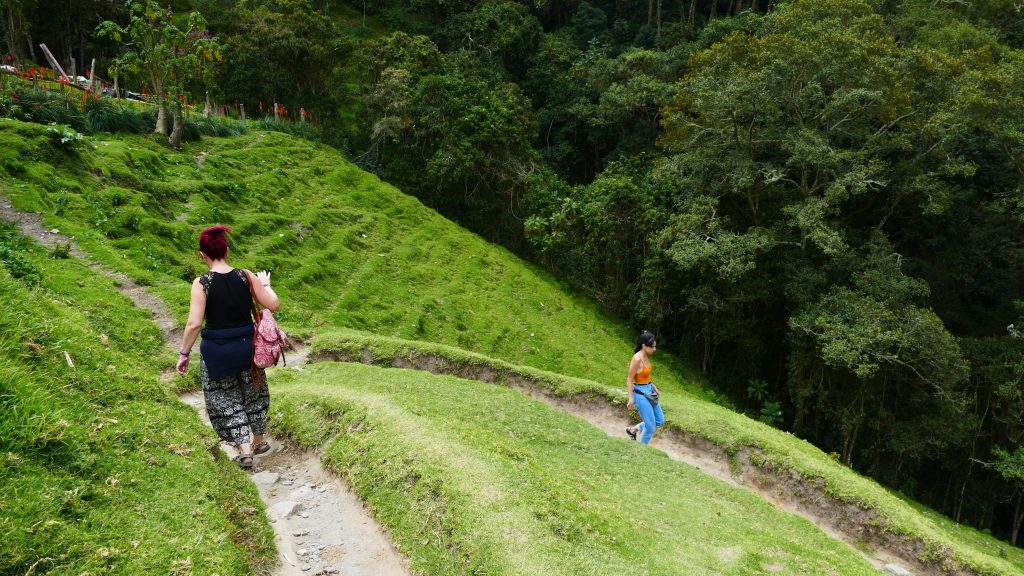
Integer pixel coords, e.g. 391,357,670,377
1,198,411,576
181,391,409,576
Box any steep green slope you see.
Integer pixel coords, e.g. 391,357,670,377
0,118,693,392
271,361,880,576
0,223,274,575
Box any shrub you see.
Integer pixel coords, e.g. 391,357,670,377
46,123,84,147
251,118,321,141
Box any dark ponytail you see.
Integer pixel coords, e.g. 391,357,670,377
634,330,655,353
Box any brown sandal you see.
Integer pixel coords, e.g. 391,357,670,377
253,440,271,455
233,454,254,469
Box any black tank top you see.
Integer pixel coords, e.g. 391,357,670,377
199,269,252,329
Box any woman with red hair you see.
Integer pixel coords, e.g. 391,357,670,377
176,225,281,469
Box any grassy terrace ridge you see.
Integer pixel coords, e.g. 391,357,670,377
307,329,1024,576
0,117,694,391
270,361,882,576
0,223,275,575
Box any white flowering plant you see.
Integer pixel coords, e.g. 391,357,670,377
46,123,84,147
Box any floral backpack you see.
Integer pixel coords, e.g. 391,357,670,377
247,271,288,382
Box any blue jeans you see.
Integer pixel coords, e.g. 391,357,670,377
634,383,664,444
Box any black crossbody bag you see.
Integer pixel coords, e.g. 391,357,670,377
636,389,660,406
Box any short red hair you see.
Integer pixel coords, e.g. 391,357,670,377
198,225,231,260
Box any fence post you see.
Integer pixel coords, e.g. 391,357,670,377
240,103,245,122
38,44,71,83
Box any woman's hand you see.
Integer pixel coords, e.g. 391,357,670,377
254,270,271,287
627,398,635,411
176,354,190,377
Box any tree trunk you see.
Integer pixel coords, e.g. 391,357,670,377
26,31,35,61
656,0,662,34
647,0,654,27
687,0,697,29
709,0,717,20
155,101,170,135
204,93,212,118
842,421,859,465
5,6,23,64
1013,494,1023,546
169,103,183,149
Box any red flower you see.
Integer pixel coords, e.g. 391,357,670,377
32,103,39,110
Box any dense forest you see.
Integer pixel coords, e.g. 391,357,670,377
3,0,1024,546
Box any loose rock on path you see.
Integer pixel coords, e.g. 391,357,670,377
180,391,409,576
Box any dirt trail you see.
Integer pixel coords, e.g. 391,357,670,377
1,199,411,576
181,390,409,576
0,199,178,340
533,391,914,573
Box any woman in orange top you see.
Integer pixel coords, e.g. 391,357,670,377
626,331,664,444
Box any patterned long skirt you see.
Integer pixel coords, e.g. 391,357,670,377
200,359,269,446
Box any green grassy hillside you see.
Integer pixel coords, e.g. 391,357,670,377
271,361,881,576
0,223,275,574
307,329,1024,575
1,119,1021,575
0,118,693,391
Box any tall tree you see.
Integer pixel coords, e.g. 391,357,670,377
1,0,31,64
96,0,178,135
